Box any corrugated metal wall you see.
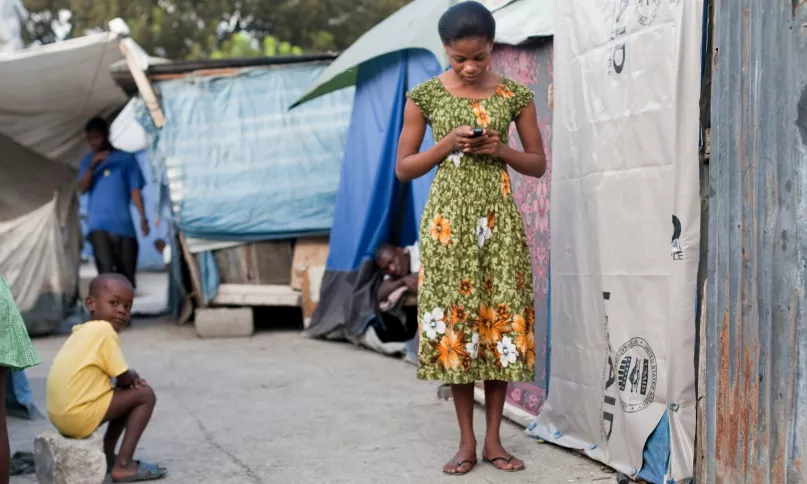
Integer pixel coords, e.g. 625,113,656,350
705,0,807,482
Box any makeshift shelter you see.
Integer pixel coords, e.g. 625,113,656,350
111,55,355,312
0,32,128,168
0,133,80,336
0,32,133,334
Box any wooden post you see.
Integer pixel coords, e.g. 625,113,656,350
178,233,204,308
118,40,165,129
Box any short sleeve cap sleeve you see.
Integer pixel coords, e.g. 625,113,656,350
504,79,535,120
406,78,437,121
96,326,129,378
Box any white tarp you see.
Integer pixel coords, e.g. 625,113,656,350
110,98,148,153
0,0,25,53
0,132,80,335
0,32,127,168
531,0,701,481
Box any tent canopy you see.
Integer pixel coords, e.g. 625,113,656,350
0,32,128,168
291,0,554,108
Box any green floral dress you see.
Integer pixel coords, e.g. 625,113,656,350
408,77,536,384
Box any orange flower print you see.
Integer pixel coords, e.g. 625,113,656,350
501,170,512,196
459,279,473,296
433,329,469,370
523,306,535,326
482,274,493,294
513,314,536,367
471,101,491,128
495,303,511,322
496,83,515,99
450,305,468,325
487,210,496,229
472,304,512,345
430,214,452,246
418,266,425,288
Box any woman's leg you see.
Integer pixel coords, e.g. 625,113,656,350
482,380,524,471
443,383,477,474
0,367,9,484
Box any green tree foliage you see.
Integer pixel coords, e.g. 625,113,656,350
20,0,410,59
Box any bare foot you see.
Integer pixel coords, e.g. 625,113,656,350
443,443,478,475
482,443,525,472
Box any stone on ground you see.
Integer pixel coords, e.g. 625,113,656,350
34,430,106,484
194,307,254,338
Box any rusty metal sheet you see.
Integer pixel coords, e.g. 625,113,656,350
705,0,807,482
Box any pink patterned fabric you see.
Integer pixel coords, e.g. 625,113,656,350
491,42,554,417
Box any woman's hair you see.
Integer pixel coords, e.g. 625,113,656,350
438,1,496,45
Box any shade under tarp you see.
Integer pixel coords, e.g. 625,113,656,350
291,0,554,108
0,132,80,335
0,32,128,168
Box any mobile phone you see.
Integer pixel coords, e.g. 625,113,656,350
471,128,484,137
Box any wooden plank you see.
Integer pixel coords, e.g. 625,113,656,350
119,40,165,128
290,237,329,290
211,284,301,307
177,233,204,308
300,270,317,322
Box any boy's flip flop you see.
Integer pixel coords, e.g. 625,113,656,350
483,455,526,472
112,461,168,482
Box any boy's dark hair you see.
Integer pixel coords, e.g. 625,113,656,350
88,273,132,297
374,244,396,264
438,1,496,45
85,117,109,135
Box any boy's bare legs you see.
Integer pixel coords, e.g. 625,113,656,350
0,367,8,484
102,385,157,480
103,415,126,468
443,383,477,474
482,380,524,471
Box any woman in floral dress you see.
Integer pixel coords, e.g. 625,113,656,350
396,1,546,476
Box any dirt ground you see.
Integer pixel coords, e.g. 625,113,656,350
9,317,614,484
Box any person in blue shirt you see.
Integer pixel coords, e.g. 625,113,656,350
78,118,149,289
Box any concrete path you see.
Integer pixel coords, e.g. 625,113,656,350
9,320,614,484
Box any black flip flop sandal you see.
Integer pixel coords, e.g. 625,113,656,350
483,455,526,472
443,458,477,476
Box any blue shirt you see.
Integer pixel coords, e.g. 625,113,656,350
78,150,145,238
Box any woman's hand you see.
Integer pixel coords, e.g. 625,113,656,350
446,126,476,152
465,129,503,157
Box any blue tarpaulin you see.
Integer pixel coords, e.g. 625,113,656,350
133,62,354,302
134,63,354,243
306,49,442,340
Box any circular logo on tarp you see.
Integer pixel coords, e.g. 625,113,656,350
615,337,657,413
636,0,663,26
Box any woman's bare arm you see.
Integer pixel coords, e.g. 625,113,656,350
469,100,547,178
396,100,470,182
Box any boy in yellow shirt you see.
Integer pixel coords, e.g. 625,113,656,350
46,274,166,482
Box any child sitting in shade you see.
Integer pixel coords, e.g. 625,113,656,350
46,274,166,482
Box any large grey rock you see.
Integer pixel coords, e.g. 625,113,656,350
194,307,254,338
34,430,107,484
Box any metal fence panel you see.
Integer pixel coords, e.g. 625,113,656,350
705,0,807,482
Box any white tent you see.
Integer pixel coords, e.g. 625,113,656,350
0,32,132,334
0,32,128,168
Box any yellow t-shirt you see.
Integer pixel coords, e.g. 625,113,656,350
46,320,129,438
